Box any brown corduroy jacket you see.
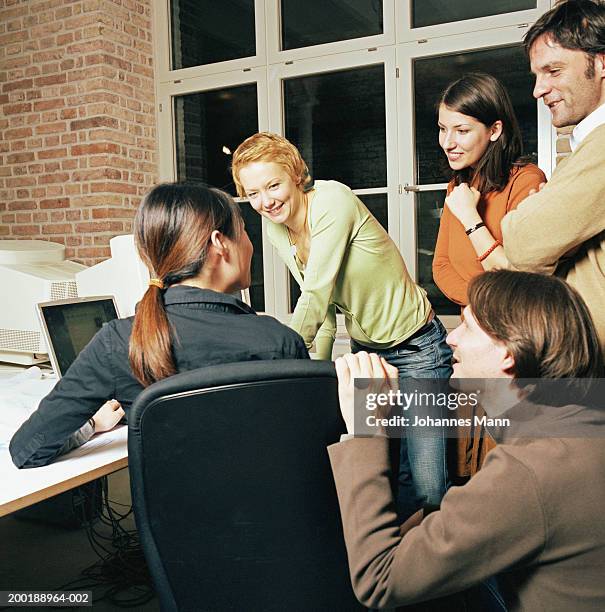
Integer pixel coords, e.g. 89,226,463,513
329,433,605,611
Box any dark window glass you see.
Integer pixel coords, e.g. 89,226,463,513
284,65,386,190
358,193,388,232
416,190,459,316
239,202,264,312
174,84,258,196
412,0,536,29
281,0,383,50
171,0,255,69
414,45,537,185
289,273,301,315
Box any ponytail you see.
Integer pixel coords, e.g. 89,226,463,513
128,184,241,386
129,283,176,387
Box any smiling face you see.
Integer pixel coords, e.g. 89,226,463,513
237,161,303,226
447,307,513,379
438,105,501,171
530,34,605,128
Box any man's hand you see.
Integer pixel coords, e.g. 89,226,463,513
335,352,399,435
92,399,124,433
445,183,482,229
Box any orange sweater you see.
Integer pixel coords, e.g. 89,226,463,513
433,164,546,305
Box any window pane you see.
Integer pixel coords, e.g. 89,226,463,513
416,190,459,316
412,0,536,29
239,202,265,312
289,273,301,314
414,45,537,185
284,65,386,190
174,84,258,196
281,0,383,50
359,193,388,232
171,0,255,69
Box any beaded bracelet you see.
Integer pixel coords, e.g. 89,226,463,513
477,240,502,262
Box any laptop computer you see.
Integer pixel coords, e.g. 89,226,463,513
37,296,119,378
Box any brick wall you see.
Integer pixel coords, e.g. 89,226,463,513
0,0,158,265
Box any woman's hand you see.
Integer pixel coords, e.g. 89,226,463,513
92,399,125,433
445,183,482,229
335,352,399,435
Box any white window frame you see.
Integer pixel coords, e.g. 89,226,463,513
396,0,551,43
154,0,267,82
266,0,396,64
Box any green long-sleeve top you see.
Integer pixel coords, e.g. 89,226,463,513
267,180,432,360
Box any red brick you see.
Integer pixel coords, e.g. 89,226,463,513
7,152,35,163
2,78,33,93
66,210,81,221
75,221,114,232
76,246,112,258
12,224,41,235
33,98,64,111
34,73,67,87
92,207,134,219
37,148,68,159
90,181,137,194
35,122,66,134
56,33,73,46
60,109,77,120
42,223,72,234
4,127,32,139
38,172,70,184
4,102,31,114
45,183,63,194
71,116,119,130
40,198,69,209
71,143,120,155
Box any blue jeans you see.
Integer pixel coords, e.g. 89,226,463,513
351,317,453,520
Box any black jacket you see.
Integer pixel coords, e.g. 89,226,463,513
10,286,309,468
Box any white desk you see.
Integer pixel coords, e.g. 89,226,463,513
0,367,128,517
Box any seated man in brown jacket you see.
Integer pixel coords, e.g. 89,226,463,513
329,269,605,611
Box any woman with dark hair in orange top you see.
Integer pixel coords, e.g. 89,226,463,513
433,72,546,306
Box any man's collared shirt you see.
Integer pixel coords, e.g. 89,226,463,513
570,102,605,151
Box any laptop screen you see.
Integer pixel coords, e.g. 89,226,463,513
38,297,118,377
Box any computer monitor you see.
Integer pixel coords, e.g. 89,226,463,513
37,296,118,378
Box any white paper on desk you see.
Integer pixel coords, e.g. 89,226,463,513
0,424,13,448
0,376,57,435
68,432,120,457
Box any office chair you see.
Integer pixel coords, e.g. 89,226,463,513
128,359,365,612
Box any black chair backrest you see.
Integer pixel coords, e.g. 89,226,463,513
128,359,364,612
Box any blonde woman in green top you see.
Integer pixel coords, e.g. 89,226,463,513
232,132,452,520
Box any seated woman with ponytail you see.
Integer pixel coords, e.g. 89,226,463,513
10,183,308,468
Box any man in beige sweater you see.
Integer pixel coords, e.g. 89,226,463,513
502,0,605,349
329,270,605,611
